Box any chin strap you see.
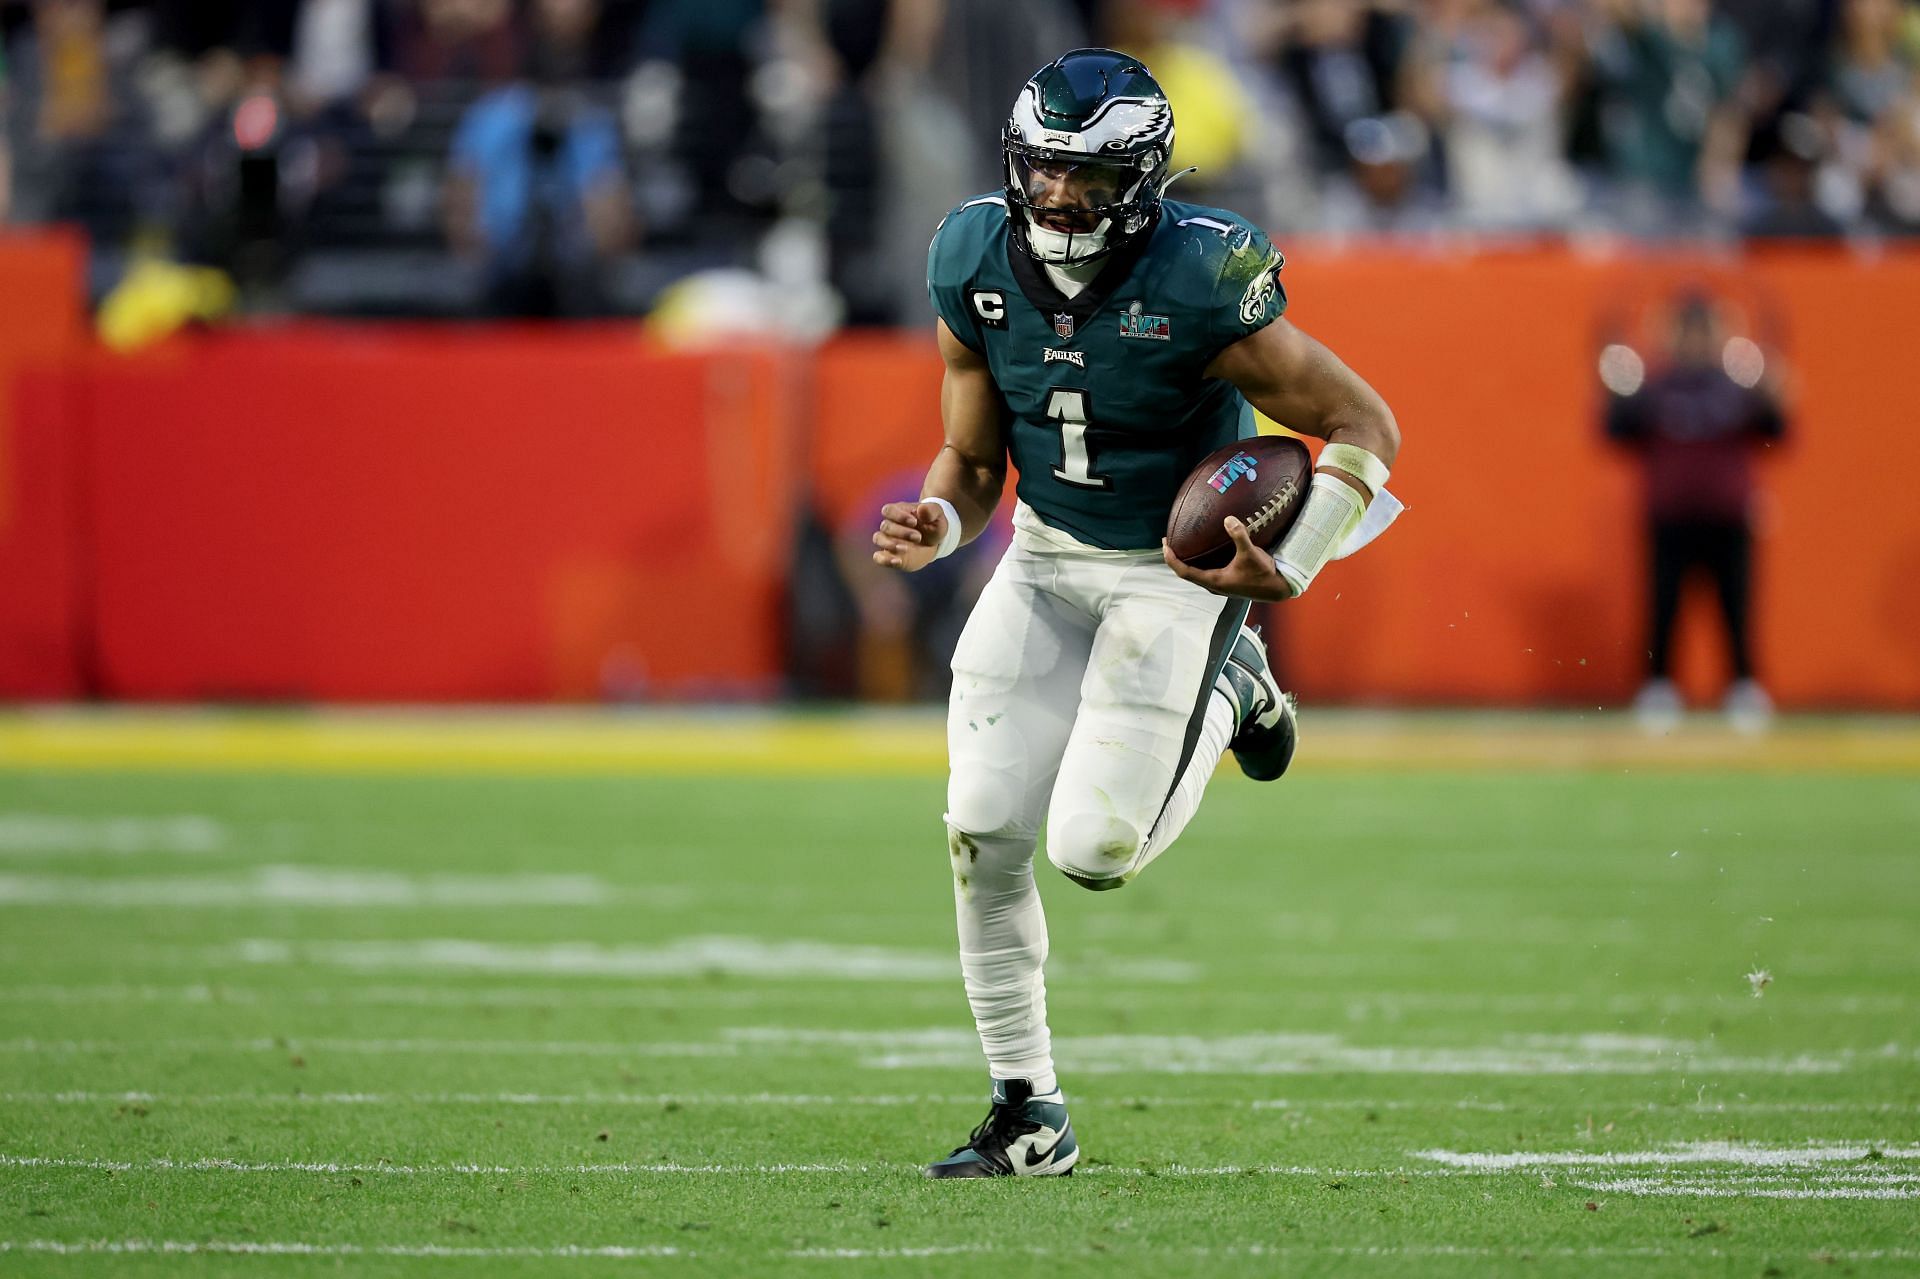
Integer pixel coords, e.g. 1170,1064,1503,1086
1026,215,1113,265
1158,166,1198,196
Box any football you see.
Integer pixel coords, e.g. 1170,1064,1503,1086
1165,435,1314,569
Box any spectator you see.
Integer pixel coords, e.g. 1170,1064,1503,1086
789,0,950,324
639,0,767,230
1254,0,1445,231
174,57,303,301
444,54,635,316
1881,84,1920,232
1585,0,1750,230
526,0,632,81
1436,0,1581,230
32,0,110,145
389,0,520,84
1817,0,1920,232
1718,0,1832,157
1743,111,1847,237
287,0,390,108
1100,0,1260,197
1,27,11,223
1605,293,1787,734
10,0,163,249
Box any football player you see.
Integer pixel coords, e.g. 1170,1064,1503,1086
872,49,1402,1178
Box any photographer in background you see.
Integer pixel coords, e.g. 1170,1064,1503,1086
1606,293,1788,734
443,0,634,318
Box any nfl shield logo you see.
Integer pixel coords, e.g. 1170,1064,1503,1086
1053,313,1075,339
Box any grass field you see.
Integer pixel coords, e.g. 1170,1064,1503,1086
0,710,1916,1276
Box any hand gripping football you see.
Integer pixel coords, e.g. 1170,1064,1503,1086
1165,436,1313,570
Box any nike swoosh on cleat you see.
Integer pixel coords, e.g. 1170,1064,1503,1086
1020,1128,1067,1171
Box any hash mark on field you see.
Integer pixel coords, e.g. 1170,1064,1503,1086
1415,1142,1920,1169
1570,1176,1920,1199
1415,1144,1920,1202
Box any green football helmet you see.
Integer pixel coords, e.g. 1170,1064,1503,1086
1001,48,1176,265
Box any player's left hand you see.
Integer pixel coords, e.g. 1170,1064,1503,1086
1163,516,1298,602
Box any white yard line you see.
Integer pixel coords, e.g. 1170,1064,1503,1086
0,866,621,908
226,937,1199,984
6,1239,1918,1263
787,1244,1920,1261
729,1026,1877,1076
1,981,1906,1014
0,1154,1472,1179
10,1152,1920,1196
0,1037,739,1058
7,1090,1909,1115
0,1090,978,1108
0,1239,688,1258
0,982,946,1010
0,816,228,856
0,1155,869,1175
1,1026,1900,1076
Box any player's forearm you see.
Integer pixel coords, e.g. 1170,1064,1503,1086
924,352,1008,545
1314,409,1400,501
922,442,1004,545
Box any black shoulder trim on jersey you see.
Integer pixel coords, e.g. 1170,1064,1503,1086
1003,222,1155,335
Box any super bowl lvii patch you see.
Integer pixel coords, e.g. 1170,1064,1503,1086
1118,300,1170,341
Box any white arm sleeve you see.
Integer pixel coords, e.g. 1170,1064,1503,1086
1272,473,1366,598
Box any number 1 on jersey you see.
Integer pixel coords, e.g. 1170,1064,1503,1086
1047,388,1113,491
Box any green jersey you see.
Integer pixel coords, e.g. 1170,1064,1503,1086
927,195,1288,550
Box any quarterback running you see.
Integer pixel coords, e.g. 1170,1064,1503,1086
871,49,1403,1178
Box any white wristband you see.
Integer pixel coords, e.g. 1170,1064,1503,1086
1273,472,1366,597
926,497,963,560
1316,442,1391,495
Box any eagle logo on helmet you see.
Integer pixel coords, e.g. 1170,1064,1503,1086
1000,49,1177,266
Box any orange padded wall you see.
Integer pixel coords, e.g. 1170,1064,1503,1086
5,241,1916,706
0,231,89,696
1273,246,1920,709
79,329,800,700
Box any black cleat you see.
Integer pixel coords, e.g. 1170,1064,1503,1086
924,1078,1078,1178
1217,626,1298,782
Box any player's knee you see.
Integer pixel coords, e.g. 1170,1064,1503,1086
945,769,1021,841
1046,812,1144,891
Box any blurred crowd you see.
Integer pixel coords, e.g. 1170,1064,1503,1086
1,0,1917,326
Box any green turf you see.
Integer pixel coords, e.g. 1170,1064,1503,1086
1,752,1917,1276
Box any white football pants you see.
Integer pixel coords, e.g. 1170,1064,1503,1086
943,529,1248,1087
